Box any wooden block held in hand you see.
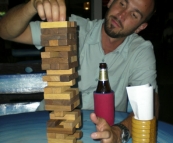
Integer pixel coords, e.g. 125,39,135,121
40,21,77,28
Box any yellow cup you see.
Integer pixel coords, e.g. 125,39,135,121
132,116,157,143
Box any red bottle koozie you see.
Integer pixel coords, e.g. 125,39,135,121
94,91,115,126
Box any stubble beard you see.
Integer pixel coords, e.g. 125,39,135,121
104,13,136,38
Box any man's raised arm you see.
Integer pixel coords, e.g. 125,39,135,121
0,0,66,45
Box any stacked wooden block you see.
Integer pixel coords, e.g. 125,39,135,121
40,21,82,143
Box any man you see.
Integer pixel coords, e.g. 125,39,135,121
0,0,159,142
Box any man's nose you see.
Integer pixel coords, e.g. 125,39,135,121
117,10,127,21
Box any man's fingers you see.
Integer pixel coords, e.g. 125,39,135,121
51,0,59,21
91,130,111,140
43,0,52,21
90,113,100,125
57,0,66,21
33,0,66,21
35,0,46,20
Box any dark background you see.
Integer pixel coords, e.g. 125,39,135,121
0,0,173,125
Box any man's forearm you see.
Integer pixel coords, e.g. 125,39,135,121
120,112,133,135
0,1,36,40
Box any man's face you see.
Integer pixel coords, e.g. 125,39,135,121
104,0,154,38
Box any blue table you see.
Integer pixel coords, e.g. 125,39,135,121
0,110,173,143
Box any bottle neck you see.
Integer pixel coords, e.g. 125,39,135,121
99,69,108,81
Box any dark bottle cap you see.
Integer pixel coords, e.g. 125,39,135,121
99,63,107,68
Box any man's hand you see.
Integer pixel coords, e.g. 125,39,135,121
90,113,121,143
31,0,66,21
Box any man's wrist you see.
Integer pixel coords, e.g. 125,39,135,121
113,123,131,143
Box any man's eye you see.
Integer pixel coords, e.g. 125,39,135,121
132,13,137,19
120,2,125,7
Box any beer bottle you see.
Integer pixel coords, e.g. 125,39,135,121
96,63,111,93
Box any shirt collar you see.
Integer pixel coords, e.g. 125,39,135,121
86,20,137,60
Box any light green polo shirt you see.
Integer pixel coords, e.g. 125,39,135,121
30,14,157,112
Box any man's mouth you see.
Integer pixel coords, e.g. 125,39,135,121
111,16,122,28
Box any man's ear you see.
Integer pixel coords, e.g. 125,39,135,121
107,0,114,8
135,23,148,34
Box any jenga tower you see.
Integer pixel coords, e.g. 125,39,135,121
40,21,83,143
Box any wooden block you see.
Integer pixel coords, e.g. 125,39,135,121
47,130,82,140
47,136,76,143
43,72,78,82
41,51,61,58
70,21,77,27
62,116,81,128
40,21,77,28
54,109,81,117
41,63,50,70
43,75,61,82
70,130,83,139
47,126,76,136
42,61,78,70
41,33,76,41
45,94,79,106
55,133,68,139
45,45,77,52
44,86,70,94
75,120,82,128
47,133,56,138
43,73,78,82
48,116,81,129
41,27,77,35
49,39,77,46
47,68,75,75
50,111,78,120
47,79,76,86
42,56,77,64
47,119,65,127
41,51,77,58
41,39,77,46
44,88,79,99
53,111,65,117
45,99,80,111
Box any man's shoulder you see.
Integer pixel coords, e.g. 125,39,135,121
127,34,153,51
